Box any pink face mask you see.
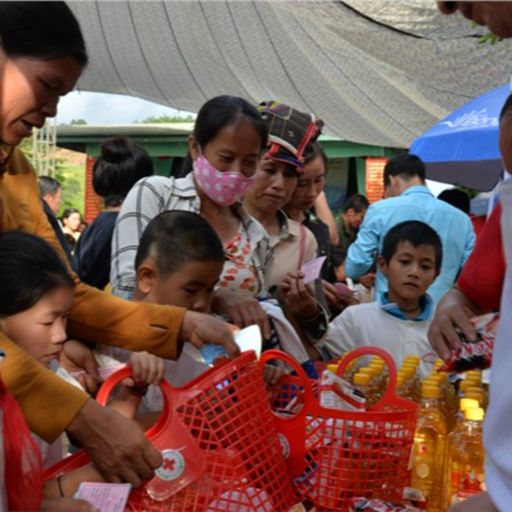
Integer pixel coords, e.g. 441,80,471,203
193,154,254,207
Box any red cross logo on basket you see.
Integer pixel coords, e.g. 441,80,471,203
155,448,186,481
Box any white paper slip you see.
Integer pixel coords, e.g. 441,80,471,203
235,325,262,359
301,256,326,284
74,482,131,512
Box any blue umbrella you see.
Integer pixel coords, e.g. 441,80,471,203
410,84,511,191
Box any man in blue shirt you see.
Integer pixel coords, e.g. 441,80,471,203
345,154,475,304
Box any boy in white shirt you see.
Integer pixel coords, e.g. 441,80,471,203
318,220,441,377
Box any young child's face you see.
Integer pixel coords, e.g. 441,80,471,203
142,260,224,313
380,241,437,302
0,286,73,365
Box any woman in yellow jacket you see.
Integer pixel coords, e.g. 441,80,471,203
0,1,238,487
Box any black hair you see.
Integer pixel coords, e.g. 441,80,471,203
437,188,470,214
381,221,443,275
305,141,328,169
38,175,61,198
135,211,225,277
0,232,73,316
343,193,369,213
384,154,426,187
0,2,87,66
499,93,512,122
61,208,80,222
179,95,268,176
93,137,153,208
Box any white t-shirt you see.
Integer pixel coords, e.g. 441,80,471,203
319,302,437,378
484,180,512,510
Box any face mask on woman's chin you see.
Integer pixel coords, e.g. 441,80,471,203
193,154,254,207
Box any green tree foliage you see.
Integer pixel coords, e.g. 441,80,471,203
69,118,87,125
136,113,195,123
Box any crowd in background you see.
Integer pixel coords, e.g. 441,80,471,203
2,2,512,511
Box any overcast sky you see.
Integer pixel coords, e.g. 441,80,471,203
56,90,193,124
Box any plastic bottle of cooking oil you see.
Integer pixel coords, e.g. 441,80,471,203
465,389,486,410
358,368,380,406
352,372,372,404
437,372,458,430
442,398,480,508
368,361,386,401
411,383,447,512
446,407,485,506
402,361,420,402
399,366,416,401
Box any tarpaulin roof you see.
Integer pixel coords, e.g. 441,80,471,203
70,1,512,148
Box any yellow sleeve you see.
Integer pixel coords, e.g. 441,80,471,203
0,333,89,443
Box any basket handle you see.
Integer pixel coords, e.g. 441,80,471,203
96,366,172,439
335,346,399,409
44,367,172,481
259,349,313,420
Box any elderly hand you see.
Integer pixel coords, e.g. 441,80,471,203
280,271,318,319
180,310,241,357
60,340,100,394
211,289,271,340
428,286,479,361
66,399,162,487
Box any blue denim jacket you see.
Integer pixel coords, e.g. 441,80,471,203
345,186,475,303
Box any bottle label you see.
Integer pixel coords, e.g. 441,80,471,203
155,449,186,481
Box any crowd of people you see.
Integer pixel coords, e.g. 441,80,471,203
1,1,512,511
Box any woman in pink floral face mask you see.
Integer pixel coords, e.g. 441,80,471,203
111,96,276,338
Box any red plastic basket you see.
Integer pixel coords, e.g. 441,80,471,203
261,347,419,510
44,351,298,511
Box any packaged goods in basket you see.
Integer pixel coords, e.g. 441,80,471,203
439,313,499,373
261,347,419,511
319,367,366,411
348,497,422,511
44,352,297,512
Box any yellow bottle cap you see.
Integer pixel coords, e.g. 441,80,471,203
436,372,449,383
353,373,371,385
460,379,480,392
368,364,384,375
434,359,444,369
424,374,442,383
460,398,479,412
466,386,483,395
400,367,415,377
359,368,375,377
465,407,484,421
327,364,339,374
371,356,384,365
465,371,482,382
422,384,440,399
404,355,420,362
396,374,405,388
465,391,484,405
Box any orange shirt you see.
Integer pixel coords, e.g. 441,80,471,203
0,147,186,442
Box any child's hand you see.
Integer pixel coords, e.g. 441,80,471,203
359,272,376,290
60,339,100,393
128,351,165,386
263,364,287,386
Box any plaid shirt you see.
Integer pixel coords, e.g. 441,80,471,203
110,172,272,297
